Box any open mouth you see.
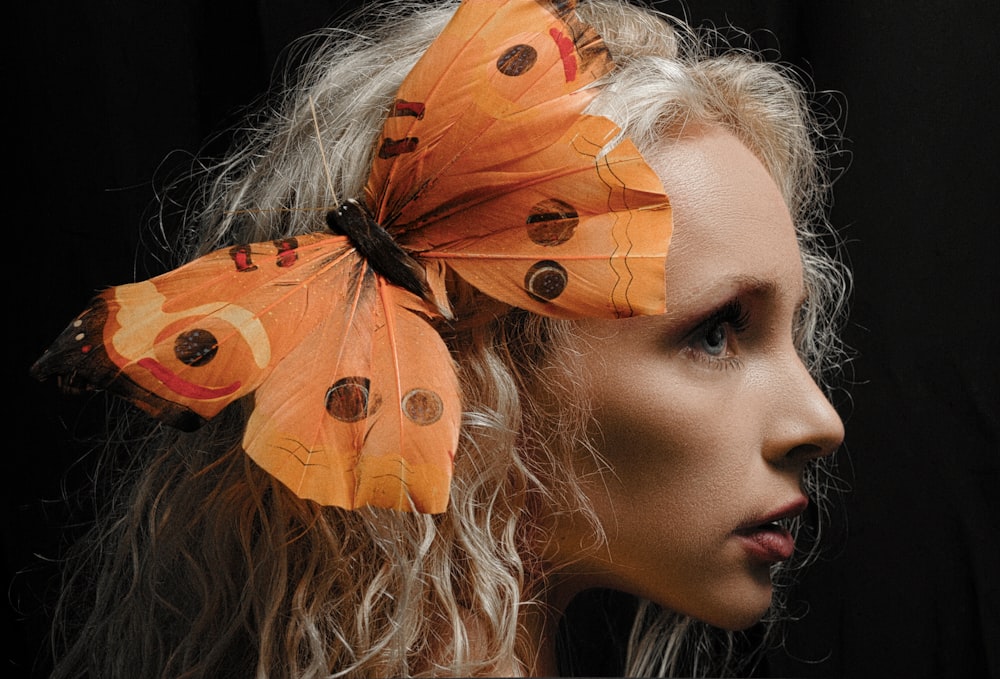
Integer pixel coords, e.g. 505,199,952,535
733,497,807,563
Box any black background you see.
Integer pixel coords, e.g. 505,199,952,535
6,1,998,677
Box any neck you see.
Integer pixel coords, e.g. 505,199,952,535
518,603,561,677
517,571,593,677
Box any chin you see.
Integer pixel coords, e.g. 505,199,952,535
692,579,775,631
711,606,771,632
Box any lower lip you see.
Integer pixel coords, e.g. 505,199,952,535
734,526,795,562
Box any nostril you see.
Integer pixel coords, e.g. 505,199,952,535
785,443,832,463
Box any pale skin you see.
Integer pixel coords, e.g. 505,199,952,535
519,126,845,676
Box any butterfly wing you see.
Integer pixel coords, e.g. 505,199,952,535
32,234,347,429
243,269,459,512
366,0,671,319
32,234,460,511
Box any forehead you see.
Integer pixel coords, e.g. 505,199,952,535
647,127,803,305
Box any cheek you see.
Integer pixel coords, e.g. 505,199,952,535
585,358,757,541
592,359,733,480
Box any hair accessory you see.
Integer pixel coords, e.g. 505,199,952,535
32,0,671,513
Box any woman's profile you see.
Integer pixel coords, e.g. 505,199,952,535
33,0,848,676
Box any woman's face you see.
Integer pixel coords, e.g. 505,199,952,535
548,127,844,630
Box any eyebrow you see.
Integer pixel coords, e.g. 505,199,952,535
727,273,809,310
728,274,778,296
699,274,779,302
660,272,807,329
703,272,808,311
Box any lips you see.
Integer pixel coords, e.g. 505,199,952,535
735,523,795,561
734,497,808,563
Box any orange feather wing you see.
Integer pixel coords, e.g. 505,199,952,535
368,0,671,319
33,235,352,429
33,235,459,511
242,267,459,512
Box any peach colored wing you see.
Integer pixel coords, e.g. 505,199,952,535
366,0,672,320
32,234,460,512
32,234,346,428
243,268,459,512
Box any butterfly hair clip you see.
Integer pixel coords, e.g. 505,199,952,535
32,0,672,513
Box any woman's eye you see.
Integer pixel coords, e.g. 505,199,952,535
699,322,729,356
685,298,750,366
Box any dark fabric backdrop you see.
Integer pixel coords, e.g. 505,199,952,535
7,1,998,677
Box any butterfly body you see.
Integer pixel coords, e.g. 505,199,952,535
33,0,671,513
326,200,437,310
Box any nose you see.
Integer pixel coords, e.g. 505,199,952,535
764,353,845,467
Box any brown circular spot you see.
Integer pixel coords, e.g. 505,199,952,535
325,377,371,423
174,329,218,366
524,260,568,302
401,388,443,426
496,44,537,76
526,199,579,246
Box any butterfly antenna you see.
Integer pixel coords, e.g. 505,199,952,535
309,94,340,209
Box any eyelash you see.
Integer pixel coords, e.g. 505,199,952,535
686,298,750,369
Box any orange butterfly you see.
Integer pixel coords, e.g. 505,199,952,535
31,0,672,513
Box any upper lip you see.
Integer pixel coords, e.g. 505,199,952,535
735,496,809,533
